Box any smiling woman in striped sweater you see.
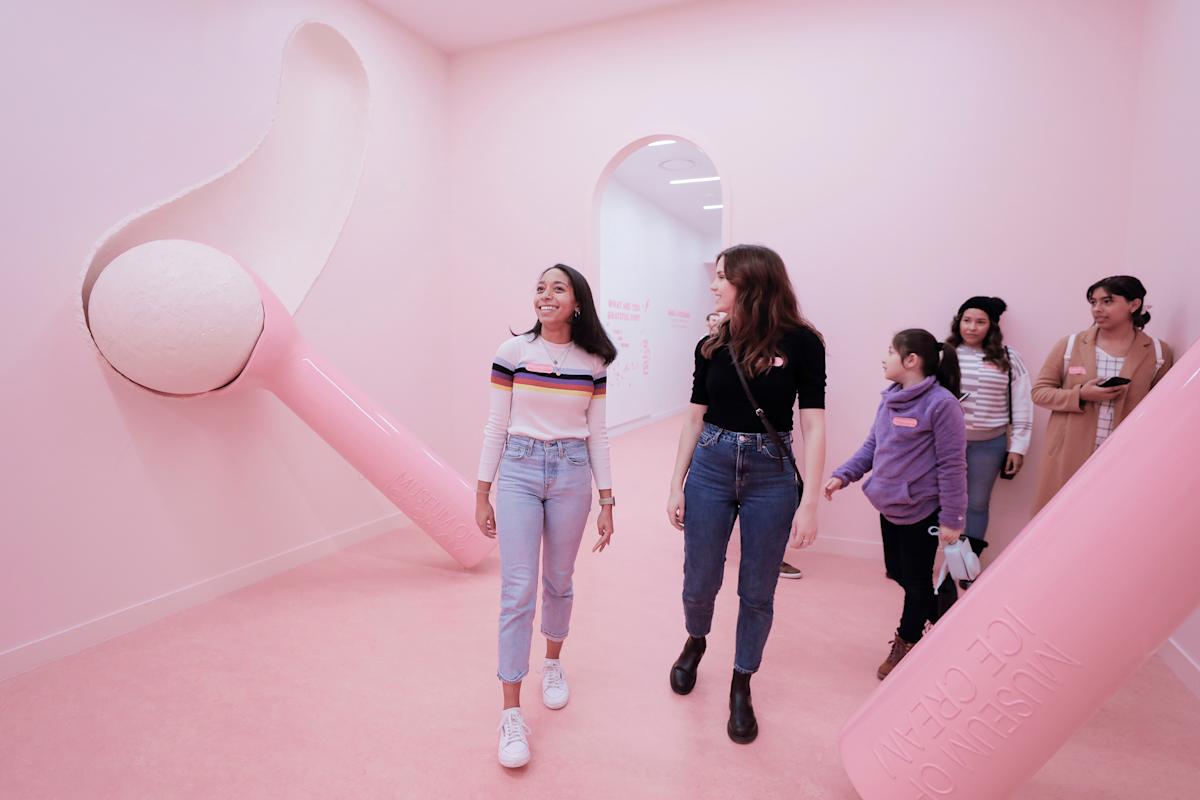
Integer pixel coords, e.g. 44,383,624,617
945,297,1032,570
475,264,617,769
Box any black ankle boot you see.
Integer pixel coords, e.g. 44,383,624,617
961,537,988,590
727,670,758,744
670,636,706,695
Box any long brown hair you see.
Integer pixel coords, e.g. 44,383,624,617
946,310,1011,372
700,244,821,377
514,264,617,364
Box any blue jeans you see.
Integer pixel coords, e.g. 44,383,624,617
495,435,593,683
966,434,1008,541
682,423,800,674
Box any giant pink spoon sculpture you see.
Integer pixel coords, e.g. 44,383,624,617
88,239,492,568
80,22,493,568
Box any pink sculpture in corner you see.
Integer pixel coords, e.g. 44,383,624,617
80,22,494,568
88,239,492,568
839,339,1200,798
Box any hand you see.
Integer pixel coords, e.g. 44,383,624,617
823,477,846,501
939,526,963,546
667,488,685,531
789,504,818,549
476,497,496,538
1079,378,1127,404
593,506,614,552
1005,452,1024,477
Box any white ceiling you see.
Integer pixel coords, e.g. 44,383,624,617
610,139,723,237
365,0,702,53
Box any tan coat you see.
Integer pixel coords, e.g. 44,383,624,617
1031,326,1173,513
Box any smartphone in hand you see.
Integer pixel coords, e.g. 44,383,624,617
1099,376,1131,388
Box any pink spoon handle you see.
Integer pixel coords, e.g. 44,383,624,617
219,273,494,569
839,338,1200,799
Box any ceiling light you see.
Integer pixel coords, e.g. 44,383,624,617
670,176,720,185
703,204,724,210
659,158,696,171
648,139,677,147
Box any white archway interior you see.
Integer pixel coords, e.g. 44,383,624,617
598,139,724,432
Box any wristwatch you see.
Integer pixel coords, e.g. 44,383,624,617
598,496,616,507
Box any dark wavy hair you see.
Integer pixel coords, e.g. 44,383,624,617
700,244,822,377
894,329,960,397
1087,275,1151,329
946,303,1011,372
515,264,617,364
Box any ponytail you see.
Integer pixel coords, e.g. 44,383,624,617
893,329,961,397
936,343,961,397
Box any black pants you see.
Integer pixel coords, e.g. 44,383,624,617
881,509,940,643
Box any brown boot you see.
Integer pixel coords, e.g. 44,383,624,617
876,635,915,680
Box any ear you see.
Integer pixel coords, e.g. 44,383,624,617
1129,297,1143,315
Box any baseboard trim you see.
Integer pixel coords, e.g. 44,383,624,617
0,512,408,682
1160,637,1200,700
797,535,883,560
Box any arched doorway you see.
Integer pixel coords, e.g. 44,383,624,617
596,137,726,432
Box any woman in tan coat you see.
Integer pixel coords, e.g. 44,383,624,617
1031,276,1173,513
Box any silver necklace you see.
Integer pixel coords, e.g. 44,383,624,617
540,337,574,376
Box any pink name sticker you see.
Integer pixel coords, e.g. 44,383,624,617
1069,366,1088,375
892,417,919,428
526,362,555,374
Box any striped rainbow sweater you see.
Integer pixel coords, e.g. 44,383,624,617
478,334,612,489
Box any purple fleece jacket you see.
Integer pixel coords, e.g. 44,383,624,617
832,376,967,528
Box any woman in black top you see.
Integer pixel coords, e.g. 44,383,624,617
665,244,827,744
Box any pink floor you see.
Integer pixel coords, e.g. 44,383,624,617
4,417,1199,799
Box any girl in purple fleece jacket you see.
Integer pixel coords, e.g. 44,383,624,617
824,329,967,680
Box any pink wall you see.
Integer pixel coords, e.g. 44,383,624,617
0,0,452,674
1124,0,1200,692
7,0,1195,683
443,0,1149,559
1125,0,1200,352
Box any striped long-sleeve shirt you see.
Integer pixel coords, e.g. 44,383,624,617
478,334,612,489
956,345,1033,455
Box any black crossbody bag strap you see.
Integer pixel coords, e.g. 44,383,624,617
1006,346,1014,428
997,346,1017,480
729,349,803,485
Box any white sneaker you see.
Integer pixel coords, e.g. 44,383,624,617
542,659,569,709
497,708,531,768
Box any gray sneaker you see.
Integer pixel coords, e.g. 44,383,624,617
779,561,803,580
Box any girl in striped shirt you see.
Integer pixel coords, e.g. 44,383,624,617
946,297,1032,571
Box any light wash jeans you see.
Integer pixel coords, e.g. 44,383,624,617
682,423,800,674
966,433,1008,541
496,434,593,683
